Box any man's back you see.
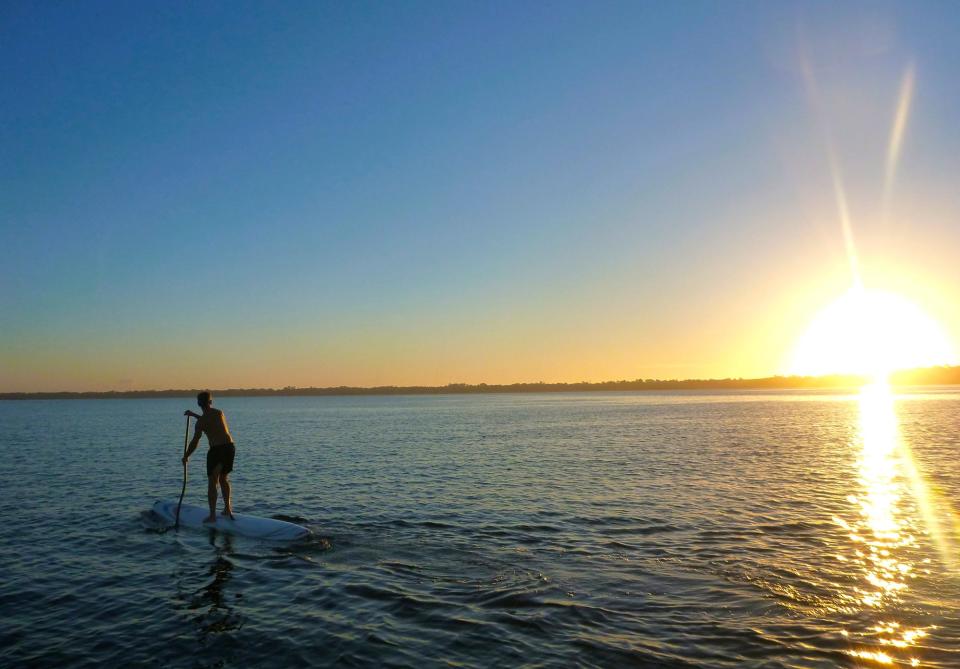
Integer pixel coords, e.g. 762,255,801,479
198,408,233,446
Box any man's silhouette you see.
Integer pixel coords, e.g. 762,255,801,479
183,391,236,523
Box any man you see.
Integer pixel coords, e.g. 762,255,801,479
183,391,236,523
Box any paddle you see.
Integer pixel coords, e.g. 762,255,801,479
175,415,190,529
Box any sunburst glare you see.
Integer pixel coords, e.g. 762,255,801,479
788,287,956,381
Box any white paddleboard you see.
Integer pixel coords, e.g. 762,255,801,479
153,499,310,541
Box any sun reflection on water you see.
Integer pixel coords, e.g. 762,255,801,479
837,382,934,666
855,381,913,607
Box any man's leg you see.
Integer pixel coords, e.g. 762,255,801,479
205,464,222,523
219,473,234,519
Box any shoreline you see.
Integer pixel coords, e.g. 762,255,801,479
3,366,959,400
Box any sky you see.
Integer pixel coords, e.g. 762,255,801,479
3,1,960,392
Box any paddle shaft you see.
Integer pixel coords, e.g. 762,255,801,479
175,415,190,528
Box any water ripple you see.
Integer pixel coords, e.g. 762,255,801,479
1,391,959,666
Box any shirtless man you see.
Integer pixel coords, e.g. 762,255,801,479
182,391,236,523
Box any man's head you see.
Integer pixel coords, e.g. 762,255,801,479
197,391,213,409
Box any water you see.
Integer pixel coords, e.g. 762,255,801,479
1,389,959,667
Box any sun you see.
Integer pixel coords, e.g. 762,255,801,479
788,286,956,380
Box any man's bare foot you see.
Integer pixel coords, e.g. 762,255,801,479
202,514,217,524
222,509,235,520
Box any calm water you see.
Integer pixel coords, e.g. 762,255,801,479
1,389,959,667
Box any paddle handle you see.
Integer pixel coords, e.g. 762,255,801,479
175,415,189,529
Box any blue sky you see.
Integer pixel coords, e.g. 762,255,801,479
4,2,960,390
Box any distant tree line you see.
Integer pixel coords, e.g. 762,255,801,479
3,365,959,400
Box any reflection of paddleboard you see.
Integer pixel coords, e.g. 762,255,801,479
152,500,310,541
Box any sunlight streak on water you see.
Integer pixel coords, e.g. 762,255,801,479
841,382,939,666
861,382,960,576
853,382,911,608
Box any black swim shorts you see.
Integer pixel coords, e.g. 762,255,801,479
207,442,236,477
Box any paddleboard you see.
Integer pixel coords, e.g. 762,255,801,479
153,499,310,541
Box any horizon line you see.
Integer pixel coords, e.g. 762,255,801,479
3,365,960,400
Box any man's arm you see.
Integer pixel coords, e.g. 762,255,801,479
182,423,203,464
